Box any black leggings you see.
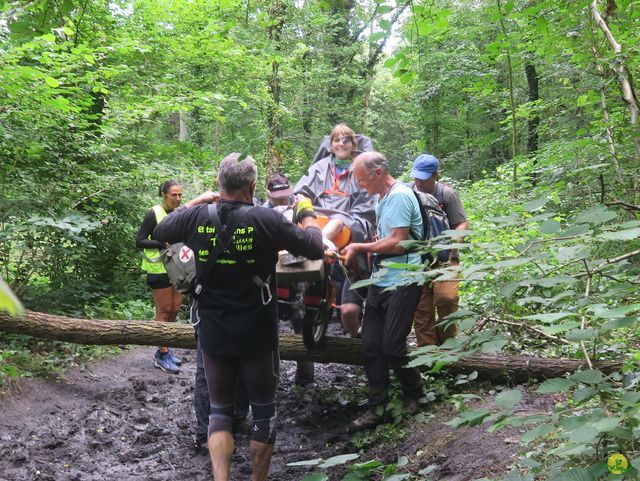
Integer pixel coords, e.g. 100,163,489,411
202,348,279,444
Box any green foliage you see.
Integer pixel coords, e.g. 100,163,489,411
0,334,121,391
0,277,24,317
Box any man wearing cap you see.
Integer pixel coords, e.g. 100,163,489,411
263,173,316,386
264,173,295,208
410,154,468,347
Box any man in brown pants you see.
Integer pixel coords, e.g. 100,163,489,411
410,154,468,346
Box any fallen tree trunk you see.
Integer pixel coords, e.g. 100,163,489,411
0,311,621,382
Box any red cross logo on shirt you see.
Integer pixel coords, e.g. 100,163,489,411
179,246,193,263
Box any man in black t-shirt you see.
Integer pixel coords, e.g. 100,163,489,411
155,153,323,481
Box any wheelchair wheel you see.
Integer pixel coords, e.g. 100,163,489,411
301,275,332,349
302,299,329,349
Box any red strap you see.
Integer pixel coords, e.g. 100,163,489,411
321,163,350,197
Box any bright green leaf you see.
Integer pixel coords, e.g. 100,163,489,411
45,76,60,88
0,278,24,317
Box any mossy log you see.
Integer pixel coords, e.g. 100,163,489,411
0,311,621,382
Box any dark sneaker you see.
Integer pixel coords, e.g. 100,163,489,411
197,437,208,449
167,349,182,366
404,398,420,415
154,350,180,374
348,410,383,433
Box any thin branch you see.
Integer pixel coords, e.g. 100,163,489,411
481,317,572,345
513,236,581,257
580,259,593,369
72,182,113,208
605,200,640,212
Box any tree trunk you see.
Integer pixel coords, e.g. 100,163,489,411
590,0,640,163
0,311,621,382
266,0,286,174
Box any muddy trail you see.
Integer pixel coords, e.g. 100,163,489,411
0,322,553,481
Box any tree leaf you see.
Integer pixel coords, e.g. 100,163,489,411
601,317,636,332
522,312,576,323
598,227,640,241
569,369,604,384
572,387,597,404
539,219,562,234
481,339,508,353
0,277,24,317
588,303,640,319
591,416,620,433
566,424,599,443
536,378,575,393
521,423,555,443
495,389,521,410
318,453,359,468
565,328,599,341
557,467,596,481
524,197,548,212
557,245,588,261
576,206,616,225
540,322,581,335
45,76,60,88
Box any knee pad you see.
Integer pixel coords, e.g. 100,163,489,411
250,401,277,444
208,402,234,437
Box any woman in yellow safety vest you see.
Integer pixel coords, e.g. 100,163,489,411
135,180,184,374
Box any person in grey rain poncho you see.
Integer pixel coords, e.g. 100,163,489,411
294,123,376,338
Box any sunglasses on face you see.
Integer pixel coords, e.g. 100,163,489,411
334,136,352,146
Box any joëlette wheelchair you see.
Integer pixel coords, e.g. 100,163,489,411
275,207,356,349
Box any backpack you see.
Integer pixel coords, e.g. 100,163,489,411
160,203,254,295
161,242,196,294
411,188,451,264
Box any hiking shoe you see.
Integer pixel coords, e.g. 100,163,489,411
167,349,182,366
154,350,180,374
404,398,420,415
348,410,383,433
195,437,208,451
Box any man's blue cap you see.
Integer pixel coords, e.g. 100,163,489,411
410,154,440,180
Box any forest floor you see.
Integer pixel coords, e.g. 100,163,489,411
0,321,556,481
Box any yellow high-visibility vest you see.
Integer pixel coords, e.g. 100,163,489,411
141,205,167,274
